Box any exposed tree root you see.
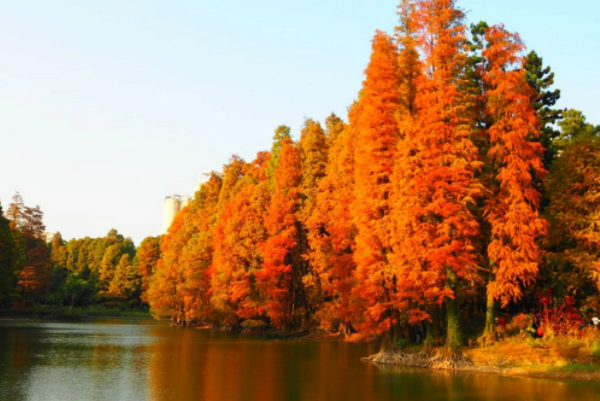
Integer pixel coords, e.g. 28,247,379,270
361,350,430,368
427,351,473,370
362,349,473,371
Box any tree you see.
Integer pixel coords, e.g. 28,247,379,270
396,0,421,118
324,113,345,146
351,30,401,340
392,0,482,355
298,119,329,326
61,272,88,308
481,25,547,335
148,207,191,324
149,172,223,325
108,254,140,303
267,125,292,190
524,50,562,166
307,110,357,335
299,119,328,226
99,243,124,290
257,138,302,330
134,236,162,304
50,232,67,268
546,114,600,295
7,194,52,303
180,172,223,325
97,231,135,292
211,153,270,327
554,109,600,150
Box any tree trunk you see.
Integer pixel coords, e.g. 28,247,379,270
483,288,495,338
425,319,435,347
339,321,356,337
379,332,394,352
433,304,442,344
446,267,462,354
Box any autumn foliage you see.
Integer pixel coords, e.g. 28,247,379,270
137,0,598,351
0,0,595,368
0,0,596,358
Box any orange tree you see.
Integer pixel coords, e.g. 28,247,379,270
480,24,547,335
392,0,482,353
351,30,401,340
257,138,303,330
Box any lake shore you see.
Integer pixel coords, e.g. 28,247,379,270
362,341,600,382
3,312,598,382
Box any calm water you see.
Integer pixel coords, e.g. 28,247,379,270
0,319,598,401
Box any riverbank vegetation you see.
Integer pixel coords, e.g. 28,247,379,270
0,195,157,317
1,0,600,371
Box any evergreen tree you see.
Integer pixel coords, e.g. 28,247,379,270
524,50,562,166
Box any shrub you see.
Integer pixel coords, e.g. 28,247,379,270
395,338,407,349
241,319,267,330
507,313,530,335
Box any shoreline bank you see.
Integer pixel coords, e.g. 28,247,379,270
362,348,600,382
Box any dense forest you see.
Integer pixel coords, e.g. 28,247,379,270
1,0,600,357
0,193,159,313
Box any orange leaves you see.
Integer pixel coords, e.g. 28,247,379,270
482,24,547,307
143,1,552,337
307,114,356,328
391,0,482,325
211,154,270,324
257,139,302,330
149,173,223,325
351,31,402,334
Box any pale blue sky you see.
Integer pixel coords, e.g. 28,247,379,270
1,0,598,245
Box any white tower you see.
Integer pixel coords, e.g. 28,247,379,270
163,195,190,234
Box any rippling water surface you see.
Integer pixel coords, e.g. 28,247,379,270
0,319,598,401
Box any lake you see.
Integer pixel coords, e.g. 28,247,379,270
0,319,598,401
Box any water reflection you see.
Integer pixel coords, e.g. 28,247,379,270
0,319,598,401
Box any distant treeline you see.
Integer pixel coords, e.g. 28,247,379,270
0,193,160,311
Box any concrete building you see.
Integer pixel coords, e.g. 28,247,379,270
162,195,190,234
162,172,213,234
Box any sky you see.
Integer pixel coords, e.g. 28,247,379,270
1,0,598,245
